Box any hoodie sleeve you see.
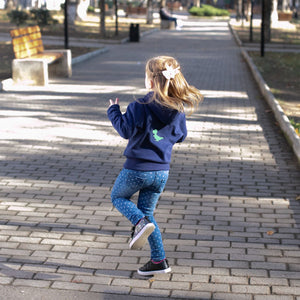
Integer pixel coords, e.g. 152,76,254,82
107,102,143,139
176,113,188,143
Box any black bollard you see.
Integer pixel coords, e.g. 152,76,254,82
129,24,140,42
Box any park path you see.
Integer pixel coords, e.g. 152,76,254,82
0,18,299,299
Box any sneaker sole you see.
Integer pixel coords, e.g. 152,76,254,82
137,267,172,276
129,223,155,250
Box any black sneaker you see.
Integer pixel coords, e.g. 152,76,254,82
129,217,155,250
138,259,171,276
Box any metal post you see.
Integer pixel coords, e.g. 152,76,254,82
114,0,118,36
250,0,254,42
261,0,265,57
64,0,69,49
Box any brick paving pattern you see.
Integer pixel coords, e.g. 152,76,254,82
0,18,299,299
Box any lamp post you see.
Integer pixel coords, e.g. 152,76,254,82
261,0,265,57
250,0,254,42
64,0,69,49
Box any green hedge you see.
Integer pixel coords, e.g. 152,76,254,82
7,9,58,26
30,9,58,25
7,10,29,26
189,5,230,17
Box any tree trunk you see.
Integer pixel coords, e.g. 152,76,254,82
114,0,118,36
100,0,106,38
271,0,278,23
6,0,16,9
262,0,272,42
76,0,90,21
282,0,289,11
68,0,77,26
160,0,166,8
236,0,242,21
245,0,251,21
146,0,153,24
195,0,201,7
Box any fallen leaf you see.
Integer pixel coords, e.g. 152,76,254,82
267,231,274,235
71,280,82,283
296,195,300,201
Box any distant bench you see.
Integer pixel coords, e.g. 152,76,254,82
159,9,176,30
10,25,72,86
160,19,176,29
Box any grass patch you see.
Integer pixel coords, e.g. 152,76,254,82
249,51,300,127
290,119,300,136
236,27,300,44
231,20,300,45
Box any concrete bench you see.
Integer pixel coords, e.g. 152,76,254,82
160,19,176,29
10,25,72,86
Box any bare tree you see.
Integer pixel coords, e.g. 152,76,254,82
114,0,118,35
160,0,166,8
236,0,243,21
76,0,89,21
282,0,289,11
262,0,272,42
100,0,106,38
6,0,16,9
195,0,201,7
146,0,153,24
271,0,278,22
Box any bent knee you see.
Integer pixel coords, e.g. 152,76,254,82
111,192,117,205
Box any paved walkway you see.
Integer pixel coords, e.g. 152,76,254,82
0,19,300,300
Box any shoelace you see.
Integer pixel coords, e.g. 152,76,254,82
143,260,154,269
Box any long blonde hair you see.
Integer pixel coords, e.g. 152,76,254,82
145,56,203,114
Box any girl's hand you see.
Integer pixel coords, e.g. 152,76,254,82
109,98,119,107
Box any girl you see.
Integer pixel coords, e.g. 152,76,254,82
107,56,203,276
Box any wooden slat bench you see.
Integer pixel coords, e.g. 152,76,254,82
10,25,72,86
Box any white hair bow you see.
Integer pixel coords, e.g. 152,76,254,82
162,64,180,80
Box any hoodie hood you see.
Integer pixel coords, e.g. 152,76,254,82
138,92,178,124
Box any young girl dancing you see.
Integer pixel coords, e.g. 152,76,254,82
107,56,203,276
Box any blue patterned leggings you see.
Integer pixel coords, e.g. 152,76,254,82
111,168,169,261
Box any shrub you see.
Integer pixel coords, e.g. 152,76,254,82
30,8,58,26
88,6,95,13
7,10,29,26
189,5,230,17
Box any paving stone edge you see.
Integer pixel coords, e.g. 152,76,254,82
228,22,300,164
72,47,110,65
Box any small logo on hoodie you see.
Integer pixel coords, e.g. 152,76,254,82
153,129,164,142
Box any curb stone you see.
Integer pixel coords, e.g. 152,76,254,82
228,21,300,164
228,21,242,47
72,47,110,65
241,49,300,163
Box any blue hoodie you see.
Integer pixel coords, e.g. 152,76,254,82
107,92,187,171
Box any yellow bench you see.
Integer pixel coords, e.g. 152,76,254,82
10,25,72,86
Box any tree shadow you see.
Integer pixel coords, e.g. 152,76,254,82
0,20,299,295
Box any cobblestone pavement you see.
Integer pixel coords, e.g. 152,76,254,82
0,18,300,300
